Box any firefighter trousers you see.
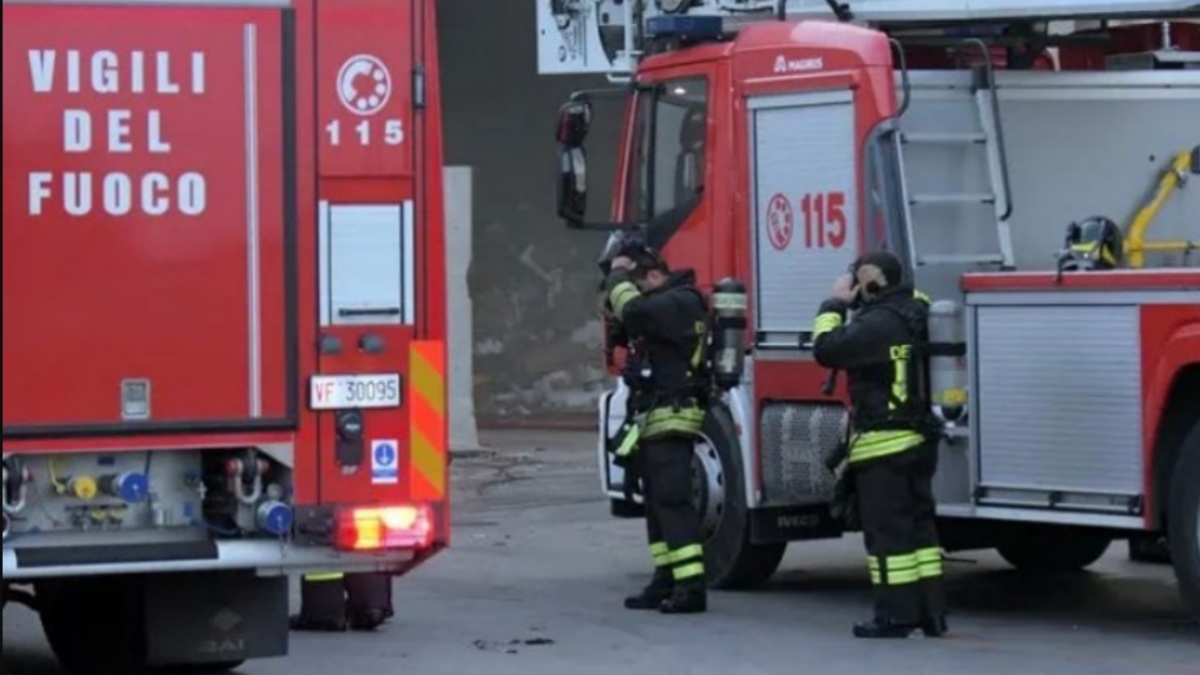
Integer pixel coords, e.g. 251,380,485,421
296,572,394,630
854,441,946,625
639,434,706,588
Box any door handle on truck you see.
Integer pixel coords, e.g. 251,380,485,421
337,307,401,318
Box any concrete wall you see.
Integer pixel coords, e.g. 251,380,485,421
438,0,620,424
444,166,481,450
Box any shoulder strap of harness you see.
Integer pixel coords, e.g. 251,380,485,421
866,302,938,437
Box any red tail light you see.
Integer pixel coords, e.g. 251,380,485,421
335,504,433,552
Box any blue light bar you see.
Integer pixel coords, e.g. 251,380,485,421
645,15,726,40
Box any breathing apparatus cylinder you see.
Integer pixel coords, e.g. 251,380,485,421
928,299,967,422
711,278,747,390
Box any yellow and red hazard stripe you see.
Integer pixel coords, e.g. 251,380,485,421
408,340,447,501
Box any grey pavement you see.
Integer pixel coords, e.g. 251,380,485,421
4,429,1197,675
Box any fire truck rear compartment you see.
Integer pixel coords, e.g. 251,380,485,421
2,443,430,668
2,447,292,670
2,445,428,577
1,448,293,564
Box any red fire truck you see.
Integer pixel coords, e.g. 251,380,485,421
2,0,450,671
541,0,1200,620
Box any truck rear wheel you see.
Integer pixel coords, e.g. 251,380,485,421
36,575,148,675
996,528,1111,574
159,662,246,673
696,403,787,590
1168,419,1200,621
1128,534,1172,565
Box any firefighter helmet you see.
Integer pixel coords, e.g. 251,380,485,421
598,229,668,278
1060,216,1124,271
615,238,668,274
850,250,905,302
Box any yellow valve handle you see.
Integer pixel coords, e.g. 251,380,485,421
69,476,98,500
1126,148,1194,268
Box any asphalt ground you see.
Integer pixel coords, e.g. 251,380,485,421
4,429,1197,675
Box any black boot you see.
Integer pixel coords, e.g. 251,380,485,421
852,618,920,639
659,584,706,614
920,615,948,637
289,614,347,632
624,570,673,610
348,608,388,631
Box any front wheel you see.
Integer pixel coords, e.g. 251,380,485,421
37,576,148,675
693,403,787,590
1168,419,1200,621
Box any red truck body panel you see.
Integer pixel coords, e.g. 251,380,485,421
3,5,295,434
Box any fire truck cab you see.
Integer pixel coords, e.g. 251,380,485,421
541,0,1200,620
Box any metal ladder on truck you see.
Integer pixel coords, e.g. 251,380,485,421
894,39,1017,271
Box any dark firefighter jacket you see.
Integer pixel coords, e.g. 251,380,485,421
604,268,708,440
812,285,934,465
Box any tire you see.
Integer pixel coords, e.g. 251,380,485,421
1168,419,1200,621
695,402,787,590
156,663,246,674
37,575,148,675
1128,535,1172,565
996,528,1112,574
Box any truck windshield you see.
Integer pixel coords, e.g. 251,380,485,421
623,76,709,250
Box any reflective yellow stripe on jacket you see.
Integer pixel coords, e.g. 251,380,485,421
849,429,924,464
813,312,843,339
608,280,640,319
639,404,705,439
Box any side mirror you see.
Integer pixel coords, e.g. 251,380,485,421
556,146,587,226
1191,145,1199,175
555,101,592,148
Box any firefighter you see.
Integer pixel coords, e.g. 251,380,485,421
604,242,710,615
290,572,394,632
811,250,948,639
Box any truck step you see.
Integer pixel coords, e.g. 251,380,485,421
909,192,996,205
917,253,1007,266
901,131,987,144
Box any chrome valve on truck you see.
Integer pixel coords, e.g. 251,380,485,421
225,452,268,506
3,459,30,515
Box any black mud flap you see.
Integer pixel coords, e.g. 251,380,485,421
144,572,288,667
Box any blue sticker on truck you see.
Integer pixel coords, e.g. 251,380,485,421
371,439,399,485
